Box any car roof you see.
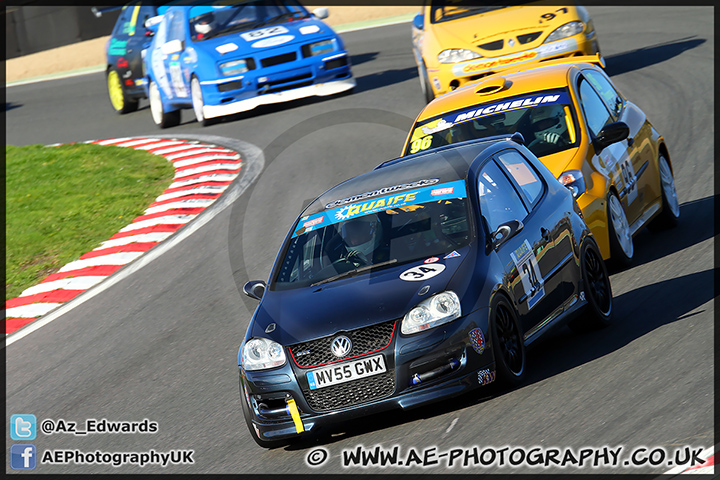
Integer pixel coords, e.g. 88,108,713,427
302,137,516,217
417,55,604,121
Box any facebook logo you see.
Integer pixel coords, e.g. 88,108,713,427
11,444,37,470
10,414,36,440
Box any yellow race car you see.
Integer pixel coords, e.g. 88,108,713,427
412,0,601,102
401,55,680,266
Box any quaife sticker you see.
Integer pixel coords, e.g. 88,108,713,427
510,239,545,309
400,263,445,282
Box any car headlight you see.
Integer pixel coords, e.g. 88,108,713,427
558,169,586,198
437,49,482,64
307,39,335,56
242,337,286,371
402,291,461,335
220,59,249,76
544,21,585,43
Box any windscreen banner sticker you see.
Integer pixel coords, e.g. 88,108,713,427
410,92,569,144
241,25,289,41
510,240,545,309
293,180,466,238
400,263,446,282
325,179,439,209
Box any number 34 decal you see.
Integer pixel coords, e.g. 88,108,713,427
400,263,446,281
510,240,545,309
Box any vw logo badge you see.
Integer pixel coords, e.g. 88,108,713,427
331,336,352,358
508,38,515,47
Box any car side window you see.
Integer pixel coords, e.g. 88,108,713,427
496,149,545,211
477,160,529,233
168,11,185,43
579,79,612,137
583,70,623,116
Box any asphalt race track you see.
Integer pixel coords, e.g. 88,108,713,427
5,7,714,474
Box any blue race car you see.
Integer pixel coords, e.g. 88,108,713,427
143,0,356,127
238,134,613,447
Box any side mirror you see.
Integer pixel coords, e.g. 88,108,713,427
144,15,163,31
412,13,424,30
593,121,629,152
161,39,183,55
491,220,524,250
312,7,329,20
243,280,266,300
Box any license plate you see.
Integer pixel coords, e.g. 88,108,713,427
306,354,386,390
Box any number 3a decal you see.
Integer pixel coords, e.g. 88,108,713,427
620,158,637,204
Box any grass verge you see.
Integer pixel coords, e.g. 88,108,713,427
6,143,175,301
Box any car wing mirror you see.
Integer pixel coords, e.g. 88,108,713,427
144,15,162,32
243,280,266,301
412,13,424,30
491,219,524,250
161,39,183,55
312,7,329,19
593,121,629,152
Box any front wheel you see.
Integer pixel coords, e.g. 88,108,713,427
607,191,633,268
569,237,613,332
648,153,680,231
107,67,138,114
148,80,181,129
489,295,526,388
191,76,212,127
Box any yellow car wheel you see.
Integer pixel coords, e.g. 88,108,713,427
607,192,634,268
417,61,435,104
107,68,139,115
648,154,680,230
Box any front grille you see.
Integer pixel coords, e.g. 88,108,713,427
303,370,395,411
260,52,297,68
479,39,503,50
289,320,396,368
517,32,542,44
217,80,243,92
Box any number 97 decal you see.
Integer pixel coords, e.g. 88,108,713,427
400,263,446,281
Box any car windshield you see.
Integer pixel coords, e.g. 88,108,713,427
273,181,473,290
404,89,579,159
430,0,523,23
189,0,307,41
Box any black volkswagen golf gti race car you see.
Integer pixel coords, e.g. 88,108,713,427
238,135,612,447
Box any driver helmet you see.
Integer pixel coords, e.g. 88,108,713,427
194,13,214,35
340,215,382,256
530,104,567,142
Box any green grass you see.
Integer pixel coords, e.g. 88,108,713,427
6,143,175,301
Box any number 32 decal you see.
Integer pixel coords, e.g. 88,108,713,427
400,263,445,281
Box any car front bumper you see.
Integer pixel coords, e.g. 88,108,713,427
239,310,495,444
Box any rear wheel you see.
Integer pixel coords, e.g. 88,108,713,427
607,191,633,268
648,153,680,230
149,80,180,129
489,295,525,388
569,237,613,332
107,67,138,114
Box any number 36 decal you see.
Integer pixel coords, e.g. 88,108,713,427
400,263,446,281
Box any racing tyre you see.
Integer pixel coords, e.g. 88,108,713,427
489,295,526,388
107,67,138,114
148,80,181,129
191,76,213,127
607,191,633,268
418,60,434,104
648,154,680,231
240,382,287,449
569,237,613,332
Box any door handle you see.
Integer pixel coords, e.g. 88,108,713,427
540,227,551,241
627,136,634,146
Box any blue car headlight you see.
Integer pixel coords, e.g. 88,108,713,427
242,337,286,371
402,291,461,335
220,59,249,76
544,21,585,43
307,39,335,56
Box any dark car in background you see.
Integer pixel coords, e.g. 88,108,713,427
105,1,170,114
238,134,613,447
